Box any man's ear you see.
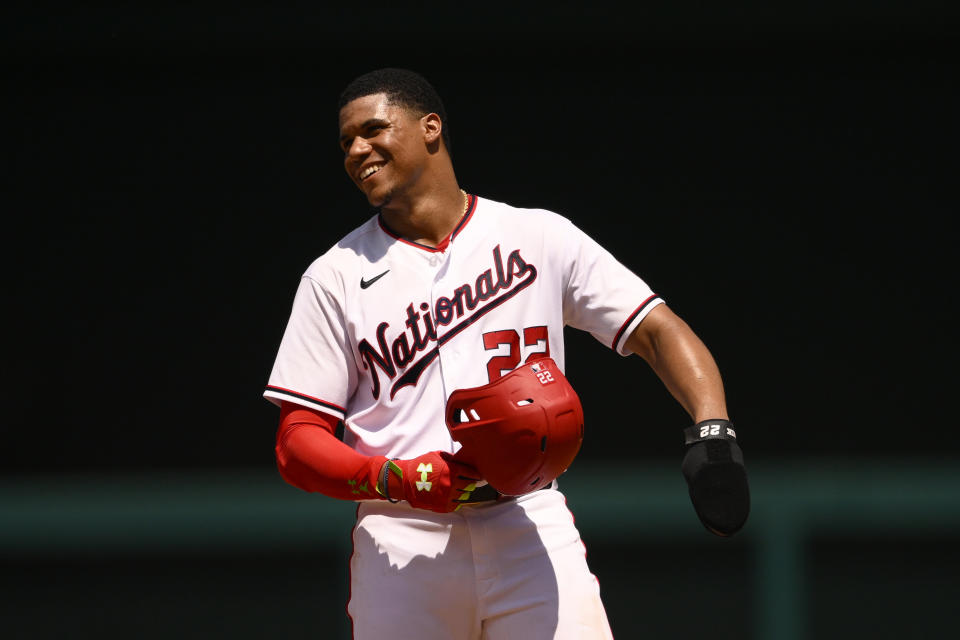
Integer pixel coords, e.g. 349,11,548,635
422,113,443,146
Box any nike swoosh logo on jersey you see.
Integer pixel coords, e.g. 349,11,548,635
360,270,390,289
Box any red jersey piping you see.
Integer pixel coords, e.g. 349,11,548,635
377,194,477,252
611,295,662,351
264,385,346,415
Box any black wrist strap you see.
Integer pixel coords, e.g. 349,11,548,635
683,419,737,446
378,459,402,503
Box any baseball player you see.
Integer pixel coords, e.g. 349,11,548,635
264,68,749,639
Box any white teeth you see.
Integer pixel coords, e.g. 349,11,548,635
360,164,383,180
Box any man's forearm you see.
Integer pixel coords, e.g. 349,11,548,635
625,305,728,422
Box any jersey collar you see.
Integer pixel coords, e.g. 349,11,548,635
377,194,477,253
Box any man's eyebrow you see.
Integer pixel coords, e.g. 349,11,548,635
339,118,390,142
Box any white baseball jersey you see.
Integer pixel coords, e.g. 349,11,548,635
264,194,663,458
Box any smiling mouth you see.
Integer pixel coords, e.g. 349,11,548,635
359,163,385,181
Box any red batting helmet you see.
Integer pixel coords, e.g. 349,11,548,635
445,357,584,496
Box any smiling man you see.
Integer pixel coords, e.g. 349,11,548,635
264,68,749,639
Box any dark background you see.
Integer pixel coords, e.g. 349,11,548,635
3,4,958,639
5,3,956,472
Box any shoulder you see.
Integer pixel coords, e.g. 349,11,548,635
474,195,578,233
302,215,381,285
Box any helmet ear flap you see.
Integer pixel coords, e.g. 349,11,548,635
445,358,584,496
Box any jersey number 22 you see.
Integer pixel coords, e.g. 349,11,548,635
483,326,550,382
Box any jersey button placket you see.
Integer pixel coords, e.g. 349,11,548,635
432,250,457,396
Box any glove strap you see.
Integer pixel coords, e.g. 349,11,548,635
683,419,737,446
377,459,403,503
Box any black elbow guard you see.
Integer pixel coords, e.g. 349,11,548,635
681,419,750,537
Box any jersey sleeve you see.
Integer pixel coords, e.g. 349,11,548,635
263,272,357,420
559,219,664,356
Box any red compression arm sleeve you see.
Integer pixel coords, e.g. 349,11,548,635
275,401,387,501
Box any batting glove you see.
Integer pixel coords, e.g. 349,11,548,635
377,451,482,513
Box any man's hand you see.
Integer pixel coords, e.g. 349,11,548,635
379,451,482,512
681,419,750,536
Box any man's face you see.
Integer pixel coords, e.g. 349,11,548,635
339,93,428,208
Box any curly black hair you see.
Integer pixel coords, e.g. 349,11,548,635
339,68,451,151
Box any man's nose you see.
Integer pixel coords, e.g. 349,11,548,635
347,136,372,158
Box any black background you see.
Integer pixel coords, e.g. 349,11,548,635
5,3,957,473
